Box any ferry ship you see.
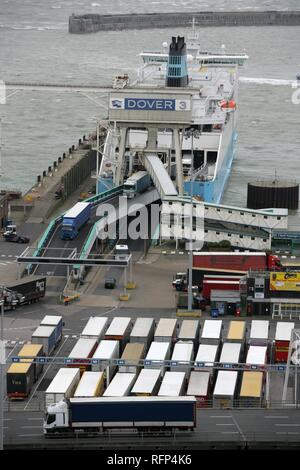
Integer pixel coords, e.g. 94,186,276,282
97,30,248,204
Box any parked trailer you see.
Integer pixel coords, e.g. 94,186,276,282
7,276,46,305
6,363,34,400
187,371,211,407
226,321,246,344
178,320,200,349
131,369,161,396
60,202,91,240
68,338,98,374
145,342,170,373
154,318,177,344
130,317,155,349
249,320,270,346
170,342,194,378
213,371,238,408
45,368,80,408
80,316,108,341
16,343,44,382
123,171,151,198
31,325,56,355
91,340,119,382
44,396,197,434
200,320,223,345
194,344,219,372
40,315,63,345
103,373,136,397
246,346,267,366
219,343,242,367
158,372,186,397
74,372,105,398
119,343,144,374
239,371,264,407
104,317,132,350
274,322,295,363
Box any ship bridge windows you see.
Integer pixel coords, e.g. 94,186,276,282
207,151,217,165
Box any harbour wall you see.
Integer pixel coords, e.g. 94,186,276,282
69,11,300,34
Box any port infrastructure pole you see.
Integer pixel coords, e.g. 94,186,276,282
0,300,4,450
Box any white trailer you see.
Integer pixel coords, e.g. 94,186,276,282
154,318,177,343
130,317,155,349
249,320,269,346
104,317,132,349
131,369,161,396
74,372,105,398
194,344,219,372
187,371,211,406
158,372,186,397
103,372,136,397
170,342,194,378
145,342,170,372
219,343,242,366
178,320,200,347
80,317,108,341
246,346,267,366
68,338,98,373
91,340,119,382
200,320,222,345
275,322,295,341
45,368,80,407
40,315,63,344
119,343,145,374
31,325,56,355
213,370,238,408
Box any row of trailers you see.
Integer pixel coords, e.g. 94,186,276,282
42,317,295,409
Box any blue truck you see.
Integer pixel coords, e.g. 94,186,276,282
43,396,196,434
123,171,151,198
60,202,91,240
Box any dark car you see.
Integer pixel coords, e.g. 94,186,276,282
104,278,116,289
4,234,30,244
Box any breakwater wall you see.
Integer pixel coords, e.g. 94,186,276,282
69,11,300,34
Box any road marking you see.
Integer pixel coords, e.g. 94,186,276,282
216,423,235,426
264,416,289,419
4,418,12,421
231,415,246,441
277,432,300,435
221,431,239,434
18,434,42,437
0,262,7,265
210,416,232,419
27,417,43,421
21,425,42,429
24,336,69,410
275,424,300,426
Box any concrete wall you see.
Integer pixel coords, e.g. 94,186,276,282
69,11,300,34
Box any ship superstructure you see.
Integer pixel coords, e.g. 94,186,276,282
97,32,248,203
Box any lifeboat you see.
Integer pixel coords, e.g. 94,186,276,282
218,99,236,110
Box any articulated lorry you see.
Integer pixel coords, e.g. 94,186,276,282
1,277,46,310
43,396,196,434
60,202,91,240
123,171,151,198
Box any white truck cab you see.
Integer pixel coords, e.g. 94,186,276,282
43,400,69,434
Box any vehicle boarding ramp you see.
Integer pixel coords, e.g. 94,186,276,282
144,154,178,200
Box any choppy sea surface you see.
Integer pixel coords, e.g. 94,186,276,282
0,0,299,209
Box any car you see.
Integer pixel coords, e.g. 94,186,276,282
3,234,30,243
104,278,116,289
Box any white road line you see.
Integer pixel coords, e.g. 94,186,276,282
231,415,246,441
221,431,239,434
275,424,300,426
0,262,7,265
18,434,41,437
4,418,12,421
210,416,232,419
277,432,300,435
216,423,235,426
27,417,43,421
264,416,289,419
21,426,42,429
24,336,68,410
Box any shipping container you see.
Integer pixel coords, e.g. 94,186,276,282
274,322,295,363
130,317,155,349
31,325,56,355
239,371,264,407
6,363,34,399
226,321,246,343
80,316,108,341
40,315,63,345
130,369,161,396
45,368,80,407
17,343,44,381
200,320,222,345
178,320,200,349
61,202,91,240
103,372,136,397
170,342,194,378
91,340,119,382
213,371,238,408
246,345,267,366
194,344,219,372
145,341,170,372
219,343,242,367
119,343,144,374
186,371,211,407
249,320,269,346
154,318,177,343
68,338,98,374
74,371,105,398
158,371,186,397
104,317,132,350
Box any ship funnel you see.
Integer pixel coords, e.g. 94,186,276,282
166,36,189,88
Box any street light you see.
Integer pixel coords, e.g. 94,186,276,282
184,127,201,311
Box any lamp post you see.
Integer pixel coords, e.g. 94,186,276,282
0,299,4,450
